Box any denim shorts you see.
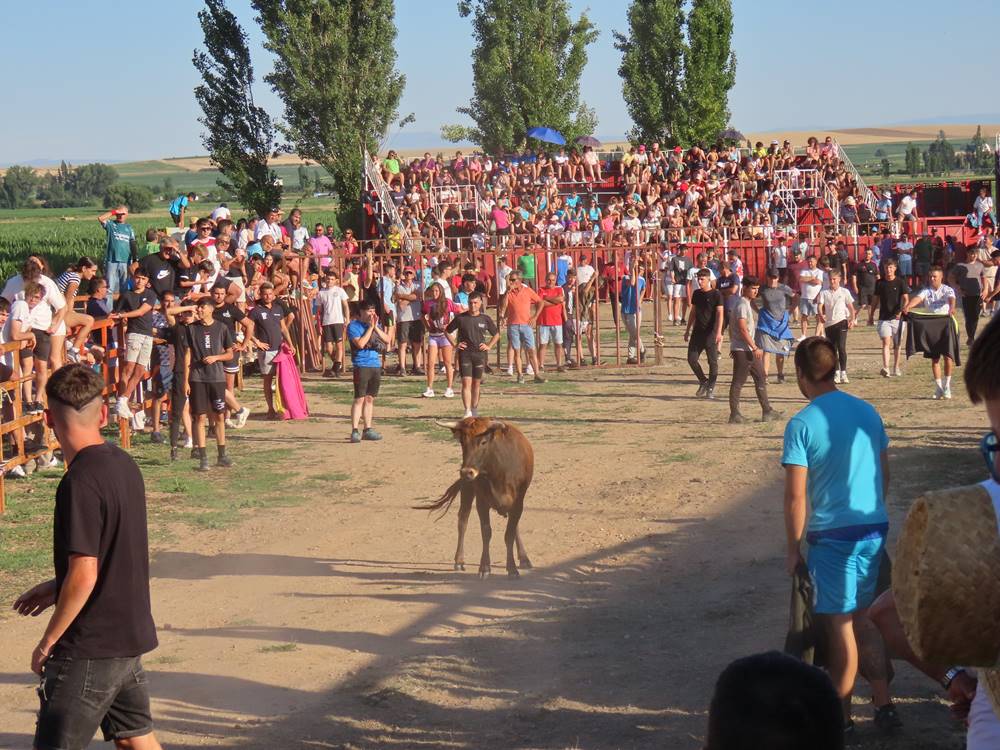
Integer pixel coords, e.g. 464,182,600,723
35,653,153,750
807,535,884,614
507,324,535,350
539,325,563,345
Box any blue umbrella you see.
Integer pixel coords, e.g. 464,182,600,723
526,126,566,146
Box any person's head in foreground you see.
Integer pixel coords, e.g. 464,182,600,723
706,651,843,750
966,315,1000,483
45,365,107,444
794,336,837,397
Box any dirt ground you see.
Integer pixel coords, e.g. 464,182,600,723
0,319,987,750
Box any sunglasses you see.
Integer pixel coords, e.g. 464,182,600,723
982,432,1000,483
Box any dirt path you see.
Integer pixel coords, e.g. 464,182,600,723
0,329,983,749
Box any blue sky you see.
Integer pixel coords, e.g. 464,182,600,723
1,0,997,164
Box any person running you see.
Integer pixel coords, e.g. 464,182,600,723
13,364,161,750
536,271,566,372
903,266,958,399
247,282,296,419
782,337,898,735
685,268,723,398
422,282,459,398
184,298,235,471
869,259,910,378
447,292,500,418
499,272,545,384
316,269,350,378
728,277,781,424
756,269,796,383
347,300,390,443
818,271,857,384
798,254,825,341
111,268,158,420
210,283,252,428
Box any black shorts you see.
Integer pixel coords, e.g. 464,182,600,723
397,320,424,344
19,329,52,361
459,350,488,379
35,654,153,748
170,211,182,225
189,381,227,415
353,366,381,398
857,287,875,306
322,323,345,344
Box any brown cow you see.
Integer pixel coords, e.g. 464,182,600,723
414,417,533,577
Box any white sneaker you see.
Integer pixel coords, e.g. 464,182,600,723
892,367,903,377
840,372,850,384
225,417,236,429
506,365,514,376
7,464,26,478
471,408,479,417
36,455,61,470
444,388,455,399
463,410,473,419
943,386,953,400
132,412,146,431
184,437,193,449
526,364,535,375
796,335,807,343
933,385,944,400
880,367,890,378
116,396,133,418
235,407,251,428
833,371,842,384
422,388,435,398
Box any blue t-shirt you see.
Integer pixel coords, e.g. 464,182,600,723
169,195,189,215
782,390,889,538
565,194,580,209
347,319,382,368
556,257,570,286
619,276,646,315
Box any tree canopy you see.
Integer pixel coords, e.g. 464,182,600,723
445,0,598,154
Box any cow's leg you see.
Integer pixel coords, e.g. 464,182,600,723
454,485,474,571
503,504,524,577
515,527,532,569
476,495,492,578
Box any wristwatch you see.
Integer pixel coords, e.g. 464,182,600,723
941,667,965,689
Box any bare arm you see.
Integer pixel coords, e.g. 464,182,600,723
33,555,98,674
784,465,808,576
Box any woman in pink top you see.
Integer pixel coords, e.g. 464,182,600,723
492,204,511,240
421,283,458,398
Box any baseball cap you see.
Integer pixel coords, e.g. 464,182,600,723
403,266,415,273
638,145,646,152
673,146,683,154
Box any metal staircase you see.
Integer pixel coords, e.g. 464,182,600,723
362,150,405,240
834,142,877,216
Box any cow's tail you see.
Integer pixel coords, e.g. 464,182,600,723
412,479,463,520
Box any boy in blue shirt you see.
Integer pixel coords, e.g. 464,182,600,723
169,192,196,227
347,301,391,443
620,256,646,364
782,336,895,732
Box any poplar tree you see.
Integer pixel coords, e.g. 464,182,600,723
253,0,405,214
193,0,282,216
445,0,599,153
680,0,736,144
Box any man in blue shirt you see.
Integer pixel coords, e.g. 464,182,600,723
620,256,646,364
97,206,138,295
782,336,896,732
347,301,391,443
169,192,196,227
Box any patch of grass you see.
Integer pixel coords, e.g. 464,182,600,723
147,654,184,666
258,642,299,653
656,452,694,464
380,417,455,442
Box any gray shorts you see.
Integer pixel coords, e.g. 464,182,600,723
799,299,819,317
539,325,563,345
258,349,279,375
124,333,154,368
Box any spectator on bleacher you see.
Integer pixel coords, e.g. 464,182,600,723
973,186,996,229
97,205,138,295
254,207,284,246
896,189,919,230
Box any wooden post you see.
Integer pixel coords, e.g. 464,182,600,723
653,252,664,366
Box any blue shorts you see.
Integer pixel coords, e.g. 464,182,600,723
897,254,913,277
508,324,535,350
807,535,884,614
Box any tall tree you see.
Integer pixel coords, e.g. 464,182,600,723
254,0,405,217
904,142,921,177
614,0,686,145
194,0,281,217
66,163,118,202
680,0,736,144
445,0,598,154
1,166,39,209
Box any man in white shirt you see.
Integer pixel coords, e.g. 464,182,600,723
798,255,825,340
210,203,232,222
818,270,857,383
974,186,995,229
686,253,717,299
254,208,284,245
904,266,957,398
770,238,789,282
316,270,350,377
896,189,919,232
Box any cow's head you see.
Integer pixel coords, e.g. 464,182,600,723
436,417,508,481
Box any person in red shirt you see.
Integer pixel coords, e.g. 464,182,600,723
499,272,545,384
536,272,567,372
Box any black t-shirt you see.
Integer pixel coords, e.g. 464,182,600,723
168,323,188,374
671,256,692,284
53,442,157,659
716,274,738,296
248,303,285,350
114,288,158,336
185,319,234,383
215,302,246,338
824,252,844,274
691,288,723,335
446,312,498,350
875,277,911,320
854,260,879,290
140,253,180,298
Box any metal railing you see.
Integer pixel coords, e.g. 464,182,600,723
363,150,406,239
835,141,878,216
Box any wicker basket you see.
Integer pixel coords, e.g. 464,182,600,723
893,484,1000,667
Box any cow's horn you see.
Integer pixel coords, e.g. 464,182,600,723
435,420,461,430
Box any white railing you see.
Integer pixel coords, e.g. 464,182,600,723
772,184,799,236
363,150,405,239
834,141,877,216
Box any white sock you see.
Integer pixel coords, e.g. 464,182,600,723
935,378,943,389
943,376,952,389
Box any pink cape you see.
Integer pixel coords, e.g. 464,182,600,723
273,343,309,420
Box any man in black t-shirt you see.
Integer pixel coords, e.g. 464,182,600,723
111,268,158,420
184,298,235,470
165,303,195,462
247,282,295,419
869,258,910,377
446,292,499,418
685,269,724,398
852,247,879,324
212,283,252,428
139,237,189,299
670,251,693,324
14,365,160,750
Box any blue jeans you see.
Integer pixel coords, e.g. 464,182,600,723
106,261,130,295
507,324,535,350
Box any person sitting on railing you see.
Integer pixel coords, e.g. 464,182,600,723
839,196,859,226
